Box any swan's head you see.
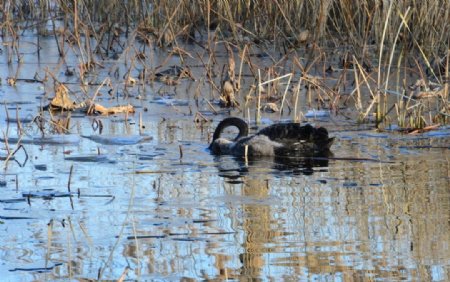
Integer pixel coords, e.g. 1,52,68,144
210,117,250,155
209,138,233,154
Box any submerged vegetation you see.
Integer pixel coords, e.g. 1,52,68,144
1,0,449,132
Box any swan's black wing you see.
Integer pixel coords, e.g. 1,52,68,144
257,123,334,152
256,123,315,141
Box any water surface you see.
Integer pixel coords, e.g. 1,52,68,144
0,35,449,281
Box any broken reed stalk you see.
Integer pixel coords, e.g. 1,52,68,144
293,76,303,122
205,98,218,114
118,267,131,282
355,59,377,121
377,7,411,126
66,219,73,279
130,212,141,277
46,219,54,266
87,77,111,114
2,131,27,169
278,73,293,119
179,144,183,159
352,58,362,112
78,222,94,248
68,164,74,191
237,44,248,91
49,4,64,57
384,7,411,91
243,85,255,120
244,144,248,165
376,0,394,128
2,131,11,156
443,50,449,100
68,164,74,210
256,69,262,124
139,112,143,134
4,103,10,126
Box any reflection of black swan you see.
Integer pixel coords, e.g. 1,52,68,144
209,117,334,157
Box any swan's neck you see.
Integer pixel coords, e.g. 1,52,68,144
212,117,249,141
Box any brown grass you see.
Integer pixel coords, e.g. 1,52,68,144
1,0,449,129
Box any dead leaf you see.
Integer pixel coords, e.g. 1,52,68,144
126,76,137,86
297,29,310,43
220,80,239,107
7,77,16,86
50,83,76,110
262,103,279,112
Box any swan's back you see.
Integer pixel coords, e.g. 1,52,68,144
257,122,334,153
257,123,314,141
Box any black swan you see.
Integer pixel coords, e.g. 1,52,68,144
209,117,334,157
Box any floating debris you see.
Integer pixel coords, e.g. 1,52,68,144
0,198,26,203
64,154,115,163
151,97,189,106
34,164,47,171
0,134,80,145
304,110,331,118
22,190,75,199
262,102,279,113
0,215,36,220
87,103,135,115
81,134,153,145
6,77,16,86
126,235,167,240
9,262,63,272
125,76,137,86
45,83,135,115
152,65,193,84
171,236,209,242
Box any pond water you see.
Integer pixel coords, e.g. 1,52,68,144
0,35,449,281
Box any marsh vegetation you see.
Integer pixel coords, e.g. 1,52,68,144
0,1,449,280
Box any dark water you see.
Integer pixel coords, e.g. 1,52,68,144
0,35,449,281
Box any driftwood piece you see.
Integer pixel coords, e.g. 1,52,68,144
46,83,134,115
87,103,135,115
